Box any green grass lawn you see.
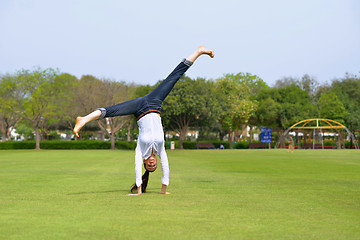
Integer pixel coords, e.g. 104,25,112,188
0,149,359,240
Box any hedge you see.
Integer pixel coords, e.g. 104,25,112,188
165,140,231,149
0,140,136,150
2,140,312,150
1,140,237,150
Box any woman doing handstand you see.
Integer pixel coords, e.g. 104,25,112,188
73,45,214,195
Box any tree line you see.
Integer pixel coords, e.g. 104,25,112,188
1,67,359,149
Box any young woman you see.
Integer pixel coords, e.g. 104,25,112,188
73,45,214,195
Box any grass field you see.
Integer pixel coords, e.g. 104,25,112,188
0,149,359,240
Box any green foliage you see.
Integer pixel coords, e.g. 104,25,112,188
331,75,360,130
0,140,136,150
234,141,250,149
216,75,258,130
115,141,137,150
182,141,197,149
14,123,34,139
223,72,269,96
164,140,230,149
323,140,337,146
134,84,155,98
0,73,25,140
318,92,347,124
10,67,78,148
0,141,36,149
2,66,359,145
162,76,221,149
256,84,317,129
209,140,230,149
254,97,281,128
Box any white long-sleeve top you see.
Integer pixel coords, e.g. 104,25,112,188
135,113,169,187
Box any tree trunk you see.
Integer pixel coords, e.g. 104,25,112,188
178,128,188,150
109,121,116,150
228,130,234,149
249,126,253,143
0,119,6,142
7,128,12,141
127,124,131,141
35,128,41,150
279,129,284,148
110,133,115,150
219,130,224,141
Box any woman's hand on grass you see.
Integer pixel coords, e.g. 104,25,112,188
128,185,142,195
160,184,170,194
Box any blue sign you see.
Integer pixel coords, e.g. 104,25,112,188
260,127,272,143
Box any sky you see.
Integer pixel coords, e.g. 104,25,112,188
1,0,359,86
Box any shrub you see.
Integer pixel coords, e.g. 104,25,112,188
210,141,229,149
234,141,249,149
0,141,36,149
182,141,197,149
0,140,137,150
324,140,336,146
115,141,136,150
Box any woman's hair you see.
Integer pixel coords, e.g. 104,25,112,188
130,163,153,193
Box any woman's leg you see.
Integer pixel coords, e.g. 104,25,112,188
74,46,214,137
73,97,143,137
148,45,214,102
73,110,101,137
186,45,215,62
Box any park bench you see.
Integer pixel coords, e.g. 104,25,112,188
303,143,316,149
302,143,336,149
323,146,336,149
249,142,267,149
196,142,215,149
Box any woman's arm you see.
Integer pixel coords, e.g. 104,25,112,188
134,143,143,188
160,184,170,194
128,143,143,195
128,185,142,195
159,145,169,187
159,145,170,194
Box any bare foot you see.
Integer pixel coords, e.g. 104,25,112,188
73,116,84,138
198,45,215,58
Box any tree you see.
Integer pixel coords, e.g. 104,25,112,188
318,92,347,124
298,74,319,102
0,73,24,141
19,68,75,149
71,75,106,138
272,83,317,129
330,74,360,131
255,97,281,128
161,76,221,149
96,79,132,149
216,74,259,148
224,73,268,143
51,73,79,133
274,74,319,104
224,72,268,95
72,75,133,148
274,76,298,88
256,84,317,147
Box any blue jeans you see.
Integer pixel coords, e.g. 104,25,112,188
98,59,192,120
